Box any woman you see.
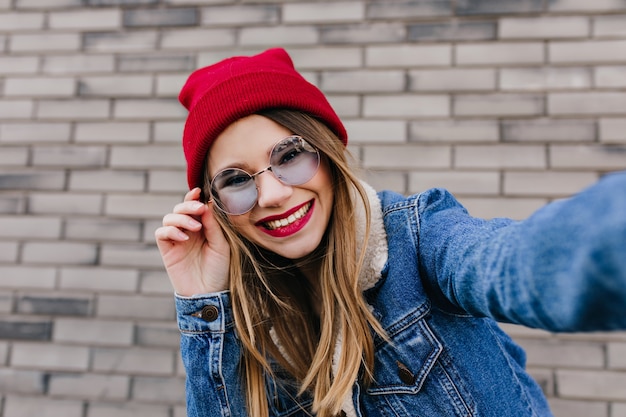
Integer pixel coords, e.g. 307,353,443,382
155,48,626,417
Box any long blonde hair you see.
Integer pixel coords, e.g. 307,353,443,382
203,109,384,417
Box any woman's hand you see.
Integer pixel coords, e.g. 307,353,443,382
155,188,231,296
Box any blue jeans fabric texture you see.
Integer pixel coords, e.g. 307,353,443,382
175,170,626,417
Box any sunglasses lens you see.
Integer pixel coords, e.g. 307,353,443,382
210,168,257,215
270,136,320,185
210,136,320,215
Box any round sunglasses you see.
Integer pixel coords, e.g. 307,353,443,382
209,135,320,215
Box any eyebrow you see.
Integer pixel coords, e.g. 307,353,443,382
209,140,276,177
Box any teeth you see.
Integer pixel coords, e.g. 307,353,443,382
265,203,311,230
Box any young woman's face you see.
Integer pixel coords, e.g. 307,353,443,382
207,114,334,260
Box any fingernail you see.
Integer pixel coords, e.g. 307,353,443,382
188,219,201,227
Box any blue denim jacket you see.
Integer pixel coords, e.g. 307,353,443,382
175,171,626,417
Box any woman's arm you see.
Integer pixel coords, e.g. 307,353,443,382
418,170,626,332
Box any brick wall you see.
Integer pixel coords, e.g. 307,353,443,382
1,1,626,416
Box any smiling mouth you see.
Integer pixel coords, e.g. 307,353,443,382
263,202,312,230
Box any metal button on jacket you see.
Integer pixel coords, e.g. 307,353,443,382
396,360,416,385
199,305,219,322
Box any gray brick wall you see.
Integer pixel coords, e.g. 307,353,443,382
1,1,626,416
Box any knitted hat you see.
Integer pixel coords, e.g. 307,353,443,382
179,48,348,190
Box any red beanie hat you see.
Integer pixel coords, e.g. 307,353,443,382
179,48,348,190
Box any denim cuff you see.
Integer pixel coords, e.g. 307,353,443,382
175,291,234,334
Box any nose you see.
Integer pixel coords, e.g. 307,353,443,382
255,170,292,208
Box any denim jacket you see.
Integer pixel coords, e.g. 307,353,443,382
175,171,626,417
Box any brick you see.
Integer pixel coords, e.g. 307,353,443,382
288,47,361,69
17,293,92,316
0,12,45,31
410,119,499,142
368,0,452,18
608,343,626,369
32,146,107,167
457,196,547,219
593,15,626,37
70,170,145,192
142,219,162,243
550,145,626,170
456,42,544,65
0,99,34,118
201,5,279,25
84,31,159,52
113,99,186,119
75,122,150,144
527,367,553,396
284,2,364,23
123,7,197,27
550,40,626,64
156,74,187,97
548,0,626,12
454,94,544,117
12,342,88,370
502,118,596,142
0,319,52,340
135,321,180,348
240,26,318,46
455,144,546,169
97,294,175,320
408,21,496,41
500,17,589,39
0,241,18,262
0,146,28,166
366,45,452,67
409,170,499,195
0,266,56,289
327,95,360,118
79,75,153,97
615,403,626,417
321,23,406,44
148,170,187,192
92,347,175,375
0,216,61,238
0,290,13,313
595,66,626,88
132,376,185,403
363,170,406,194
28,193,103,215
362,145,451,169
5,76,75,97
0,56,39,74
16,0,82,7
85,0,159,4
49,373,129,399
37,99,110,120
59,267,139,292
0,170,65,191
549,92,626,115
3,395,83,417
504,171,598,196
88,402,171,417
161,28,235,50
22,242,98,265
54,318,133,345
557,370,626,400
0,122,70,144
49,9,121,29
10,33,80,52
139,270,173,295
409,68,496,91
0,194,24,214
111,145,185,168
0,369,46,394
100,243,166,268
456,0,543,15
600,118,626,144
364,95,450,117
500,67,591,90
548,399,608,417
119,53,195,72
321,70,405,93
43,54,115,74
343,120,406,143
518,339,605,368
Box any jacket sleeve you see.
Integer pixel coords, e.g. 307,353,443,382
175,292,247,417
417,170,626,332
